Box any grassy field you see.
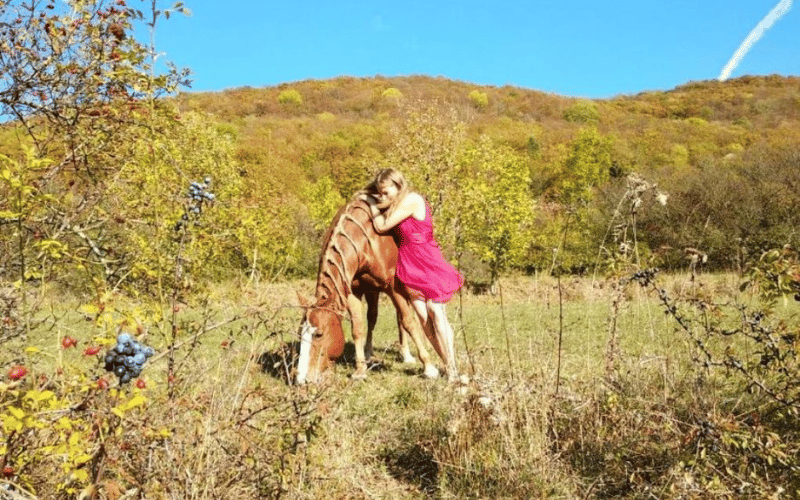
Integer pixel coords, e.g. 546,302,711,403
1,272,798,499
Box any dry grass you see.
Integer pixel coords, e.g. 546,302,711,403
1,272,797,498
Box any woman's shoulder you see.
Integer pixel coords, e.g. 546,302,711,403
403,192,427,221
405,192,425,206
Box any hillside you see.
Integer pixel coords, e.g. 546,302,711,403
173,74,800,273
2,73,799,288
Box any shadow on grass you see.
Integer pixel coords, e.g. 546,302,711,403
257,341,399,383
380,444,440,497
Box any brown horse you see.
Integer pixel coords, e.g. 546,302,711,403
296,198,443,384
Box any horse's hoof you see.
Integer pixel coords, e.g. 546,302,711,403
402,354,417,365
423,365,440,379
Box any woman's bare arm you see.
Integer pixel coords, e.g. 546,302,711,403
374,193,423,233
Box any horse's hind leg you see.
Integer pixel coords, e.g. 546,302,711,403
364,291,378,361
347,294,369,380
396,309,417,364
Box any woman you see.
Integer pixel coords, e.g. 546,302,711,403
359,168,463,380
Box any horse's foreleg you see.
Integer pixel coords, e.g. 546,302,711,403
391,283,438,379
364,291,378,361
347,294,368,380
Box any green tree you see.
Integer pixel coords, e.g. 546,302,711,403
563,100,600,124
456,136,535,283
301,175,346,231
101,110,243,294
556,127,614,208
387,102,466,217
538,127,614,272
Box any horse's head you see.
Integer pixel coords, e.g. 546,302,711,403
295,293,345,384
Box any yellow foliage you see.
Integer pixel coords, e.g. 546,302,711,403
468,90,489,109
278,89,303,105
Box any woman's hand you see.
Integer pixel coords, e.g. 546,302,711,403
358,193,381,218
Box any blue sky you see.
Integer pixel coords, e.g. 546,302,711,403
150,0,799,99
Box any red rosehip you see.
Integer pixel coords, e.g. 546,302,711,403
8,366,27,380
83,345,101,356
61,336,77,349
2,465,13,477
97,378,109,390
135,379,146,389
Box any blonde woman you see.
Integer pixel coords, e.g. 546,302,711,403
359,168,463,380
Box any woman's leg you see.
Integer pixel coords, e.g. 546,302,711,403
411,299,440,378
427,301,458,380
411,298,428,325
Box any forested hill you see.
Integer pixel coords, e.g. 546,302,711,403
172,74,800,275
2,73,799,290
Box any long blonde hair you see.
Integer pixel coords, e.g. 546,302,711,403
358,168,410,220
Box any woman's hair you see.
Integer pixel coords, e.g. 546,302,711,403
358,168,410,218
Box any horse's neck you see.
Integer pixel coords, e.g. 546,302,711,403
316,201,374,306
314,279,347,312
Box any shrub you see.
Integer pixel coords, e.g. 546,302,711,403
468,90,489,109
381,87,403,101
278,89,303,105
563,100,600,123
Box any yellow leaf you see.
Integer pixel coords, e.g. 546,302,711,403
24,346,40,353
79,304,100,315
111,408,124,418
25,390,54,403
72,469,89,483
2,415,22,432
118,395,146,412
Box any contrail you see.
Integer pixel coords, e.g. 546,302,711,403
718,0,793,81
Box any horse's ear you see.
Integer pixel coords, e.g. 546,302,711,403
296,291,310,308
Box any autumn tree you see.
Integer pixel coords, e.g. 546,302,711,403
456,136,535,285
386,101,467,218
534,127,614,272
0,0,198,298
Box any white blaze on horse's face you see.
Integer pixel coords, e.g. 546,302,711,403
296,320,316,385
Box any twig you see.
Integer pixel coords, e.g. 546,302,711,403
149,316,241,364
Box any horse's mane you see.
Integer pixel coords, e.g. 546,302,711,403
315,199,376,310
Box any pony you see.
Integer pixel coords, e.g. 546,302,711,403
295,198,446,384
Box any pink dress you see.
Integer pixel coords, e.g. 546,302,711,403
395,200,463,303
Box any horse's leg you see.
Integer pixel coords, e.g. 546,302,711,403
364,290,378,361
391,282,438,378
347,293,369,380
